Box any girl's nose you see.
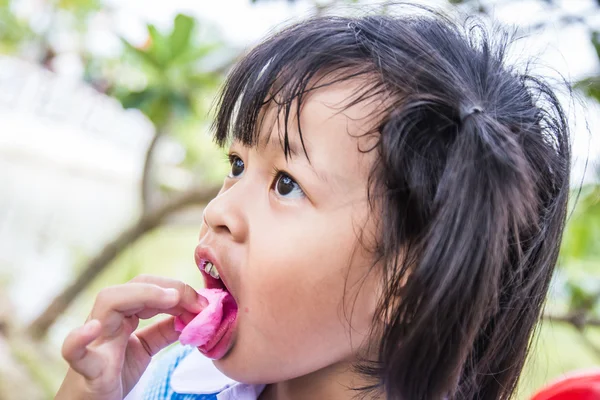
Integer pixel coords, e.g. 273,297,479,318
202,183,248,242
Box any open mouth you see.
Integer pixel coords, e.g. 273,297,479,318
200,259,230,292
195,258,239,359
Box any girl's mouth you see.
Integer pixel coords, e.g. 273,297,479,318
197,290,238,359
196,258,239,359
194,246,235,296
200,259,229,291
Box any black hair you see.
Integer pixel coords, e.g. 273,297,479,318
212,5,571,400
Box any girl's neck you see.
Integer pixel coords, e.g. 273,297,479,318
257,360,381,400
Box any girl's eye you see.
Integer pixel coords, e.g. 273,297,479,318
274,172,305,199
228,155,245,178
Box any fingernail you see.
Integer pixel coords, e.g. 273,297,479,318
200,295,209,307
164,288,179,300
186,294,206,313
83,319,99,333
196,293,209,309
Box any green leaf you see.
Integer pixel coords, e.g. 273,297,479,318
112,14,224,132
120,38,161,71
575,32,600,104
575,76,600,103
169,14,196,60
592,31,600,62
118,88,159,110
171,42,220,66
147,24,170,67
115,87,174,128
566,281,591,311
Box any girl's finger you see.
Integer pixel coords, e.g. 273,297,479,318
91,283,180,337
132,316,181,357
135,308,198,324
129,275,207,313
61,320,104,380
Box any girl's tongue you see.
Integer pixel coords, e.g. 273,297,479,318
174,288,238,348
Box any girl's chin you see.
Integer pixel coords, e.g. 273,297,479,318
211,346,268,384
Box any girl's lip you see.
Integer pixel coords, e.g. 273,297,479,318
197,317,237,360
197,296,238,359
194,245,234,296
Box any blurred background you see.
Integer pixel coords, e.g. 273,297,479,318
0,0,599,398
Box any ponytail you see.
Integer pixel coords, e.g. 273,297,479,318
373,89,569,399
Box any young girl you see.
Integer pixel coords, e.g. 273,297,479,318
56,6,571,400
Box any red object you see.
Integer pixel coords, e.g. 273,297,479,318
531,370,600,400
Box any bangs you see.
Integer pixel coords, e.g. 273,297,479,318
211,16,388,159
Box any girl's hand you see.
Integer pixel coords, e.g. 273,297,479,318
55,275,207,400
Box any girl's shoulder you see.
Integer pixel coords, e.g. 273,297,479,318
125,344,262,400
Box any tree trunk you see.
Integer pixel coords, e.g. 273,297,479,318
27,185,220,340
141,130,163,214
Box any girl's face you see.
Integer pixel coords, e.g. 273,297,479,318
197,79,382,385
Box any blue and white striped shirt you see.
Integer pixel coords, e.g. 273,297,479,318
124,344,266,400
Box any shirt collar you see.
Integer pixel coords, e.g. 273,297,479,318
170,347,266,400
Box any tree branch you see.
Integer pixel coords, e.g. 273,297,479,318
544,312,600,328
141,130,164,214
26,184,220,340
543,311,600,360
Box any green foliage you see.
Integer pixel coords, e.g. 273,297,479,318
113,14,222,128
558,184,600,313
592,31,600,60
575,32,600,103
56,0,101,15
0,3,35,54
575,76,600,101
0,0,104,56
170,14,195,60
560,184,600,262
567,22,600,328
565,281,597,312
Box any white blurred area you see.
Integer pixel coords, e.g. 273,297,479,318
0,0,599,327
0,56,154,321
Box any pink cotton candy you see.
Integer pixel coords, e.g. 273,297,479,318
174,288,230,347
